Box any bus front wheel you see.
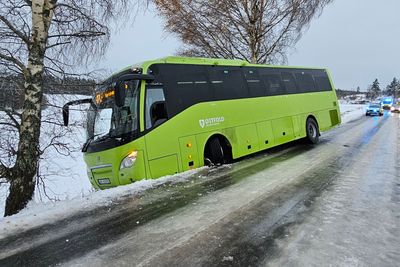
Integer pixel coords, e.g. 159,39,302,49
306,117,319,144
205,137,225,166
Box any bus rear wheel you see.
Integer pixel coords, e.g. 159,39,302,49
306,117,319,144
204,137,225,166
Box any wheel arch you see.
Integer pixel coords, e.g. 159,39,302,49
202,132,233,165
306,114,319,126
305,114,319,131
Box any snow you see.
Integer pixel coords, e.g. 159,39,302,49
0,168,203,239
0,94,93,216
339,100,367,124
36,94,93,202
0,98,366,231
268,109,399,266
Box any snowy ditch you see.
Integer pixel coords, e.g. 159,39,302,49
0,97,366,233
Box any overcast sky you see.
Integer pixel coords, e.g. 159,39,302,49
99,0,400,91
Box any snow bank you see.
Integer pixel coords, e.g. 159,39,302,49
339,102,367,124
0,168,203,238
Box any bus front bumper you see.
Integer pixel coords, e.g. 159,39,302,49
84,143,147,189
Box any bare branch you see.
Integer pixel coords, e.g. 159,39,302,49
0,51,27,74
155,0,333,64
48,31,106,39
0,15,30,45
0,161,12,181
46,41,72,50
0,113,20,132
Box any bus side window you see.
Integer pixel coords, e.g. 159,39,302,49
281,72,298,94
175,69,211,110
150,101,167,127
145,86,166,129
313,71,332,92
260,73,286,96
244,68,264,97
295,71,317,93
209,67,248,100
157,64,211,117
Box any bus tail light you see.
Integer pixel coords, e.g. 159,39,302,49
120,151,138,170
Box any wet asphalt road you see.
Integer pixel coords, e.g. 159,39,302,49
0,112,399,266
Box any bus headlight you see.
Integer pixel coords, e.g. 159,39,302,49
120,151,138,170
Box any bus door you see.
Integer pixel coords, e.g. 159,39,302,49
144,83,180,178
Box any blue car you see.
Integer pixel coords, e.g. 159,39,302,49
366,104,383,116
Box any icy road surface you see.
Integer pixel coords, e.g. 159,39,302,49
0,112,399,266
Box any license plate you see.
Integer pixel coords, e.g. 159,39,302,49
98,178,111,185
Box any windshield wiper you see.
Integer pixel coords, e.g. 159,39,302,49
82,133,109,152
82,131,133,152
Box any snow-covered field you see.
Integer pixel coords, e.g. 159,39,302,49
339,101,367,124
36,94,93,201
0,99,366,226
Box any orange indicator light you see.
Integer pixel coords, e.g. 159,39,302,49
128,151,138,158
95,89,115,104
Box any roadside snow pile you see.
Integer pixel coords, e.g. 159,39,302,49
339,101,366,123
0,168,203,238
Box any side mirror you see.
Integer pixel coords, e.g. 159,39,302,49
62,98,93,126
115,82,126,108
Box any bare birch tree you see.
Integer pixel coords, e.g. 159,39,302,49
154,0,333,64
0,0,140,216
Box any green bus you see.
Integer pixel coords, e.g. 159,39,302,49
63,56,341,189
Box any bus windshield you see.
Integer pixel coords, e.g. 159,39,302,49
87,80,140,141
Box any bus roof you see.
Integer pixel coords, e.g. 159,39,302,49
142,56,327,70
111,56,328,78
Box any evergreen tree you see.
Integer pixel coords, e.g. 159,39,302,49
386,77,399,97
356,86,360,93
369,79,381,99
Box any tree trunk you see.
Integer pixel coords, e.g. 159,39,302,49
4,49,44,216
248,0,260,64
4,0,54,216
